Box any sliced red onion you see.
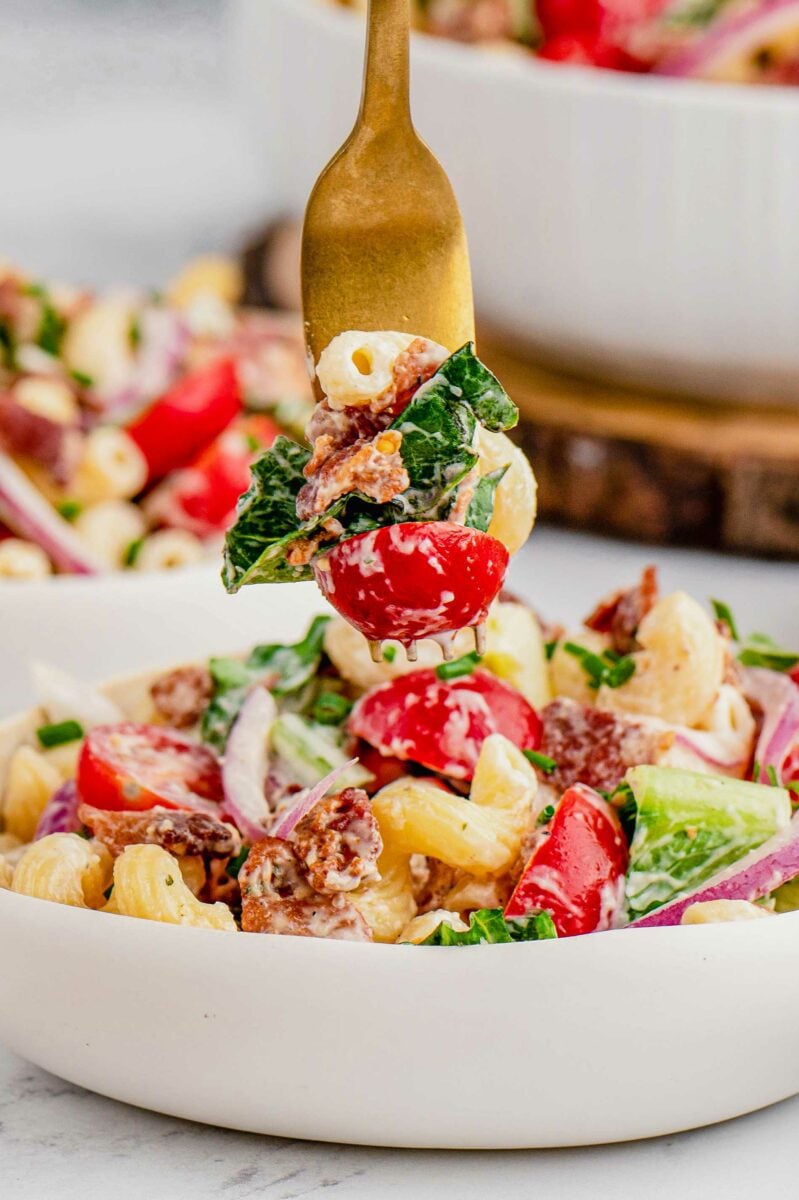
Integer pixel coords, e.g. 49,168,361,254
34,781,80,839
657,0,799,78
671,730,748,775
632,813,799,928
271,759,360,841
103,308,189,421
222,687,278,843
0,452,105,575
741,666,799,783
32,661,124,727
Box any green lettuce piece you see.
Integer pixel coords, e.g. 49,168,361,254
222,345,519,593
270,712,373,790
200,617,331,751
431,342,518,432
773,876,799,913
419,908,557,946
463,467,509,533
625,765,791,919
222,437,316,590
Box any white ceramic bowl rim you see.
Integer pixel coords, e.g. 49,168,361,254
298,0,799,114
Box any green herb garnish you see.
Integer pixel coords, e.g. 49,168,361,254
710,598,739,640
544,639,557,661
69,369,94,389
436,652,482,681
124,537,145,567
737,633,799,672
536,803,556,825
523,749,557,775
312,691,353,726
563,642,636,690
37,302,65,357
382,645,397,663
36,719,84,749
226,846,250,880
56,499,83,522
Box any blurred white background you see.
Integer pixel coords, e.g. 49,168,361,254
0,0,264,287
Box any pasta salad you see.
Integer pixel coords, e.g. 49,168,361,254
0,260,312,579
333,0,799,85
3,574,799,943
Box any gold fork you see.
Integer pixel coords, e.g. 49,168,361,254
301,0,475,371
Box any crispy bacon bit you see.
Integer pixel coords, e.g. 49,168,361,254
150,665,213,729
78,803,241,859
377,337,448,417
239,836,372,940
202,857,242,907
292,788,381,893
584,565,659,655
295,434,409,521
410,856,459,911
539,697,671,793
242,893,372,940
447,467,478,526
305,400,387,454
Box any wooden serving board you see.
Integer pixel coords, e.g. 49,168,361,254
479,334,799,558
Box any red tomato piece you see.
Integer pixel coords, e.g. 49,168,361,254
505,784,629,936
77,723,224,813
147,414,279,537
355,741,410,794
350,668,542,781
126,357,242,483
313,523,509,645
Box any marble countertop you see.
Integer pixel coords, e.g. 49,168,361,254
2,1046,798,1199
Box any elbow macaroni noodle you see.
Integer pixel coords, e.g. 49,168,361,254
0,538,52,581
71,427,149,505
353,735,537,942
134,529,205,572
2,745,63,843
315,330,417,409
112,844,236,931
12,834,112,908
74,500,147,569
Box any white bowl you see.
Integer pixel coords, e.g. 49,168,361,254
2,599,799,1146
230,0,799,403
2,883,799,1147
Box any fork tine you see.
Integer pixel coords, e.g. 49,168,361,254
368,639,384,664
473,623,487,655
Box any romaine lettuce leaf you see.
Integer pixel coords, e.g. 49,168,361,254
625,765,791,919
200,616,331,751
419,907,557,945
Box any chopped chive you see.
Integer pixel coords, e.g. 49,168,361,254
70,368,94,389
124,537,145,567
382,645,397,663
37,304,65,356
765,765,779,787
524,749,557,774
312,691,352,725
563,642,636,690
738,632,799,672
36,719,84,748
245,433,261,454
436,651,482,681
56,499,83,522
605,656,636,688
129,316,141,349
226,845,250,880
165,875,175,887
753,760,762,783
544,639,557,661
536,803,556,825
710,599,739,641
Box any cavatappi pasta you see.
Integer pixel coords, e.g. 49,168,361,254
4,567,798,944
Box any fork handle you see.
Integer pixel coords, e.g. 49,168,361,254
359,0,412,131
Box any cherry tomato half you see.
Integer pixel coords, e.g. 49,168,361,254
77,723,224,813
350,668,542,781
148,413,279,537
505,783,628,936
126,357,241,483
313,523,509,645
